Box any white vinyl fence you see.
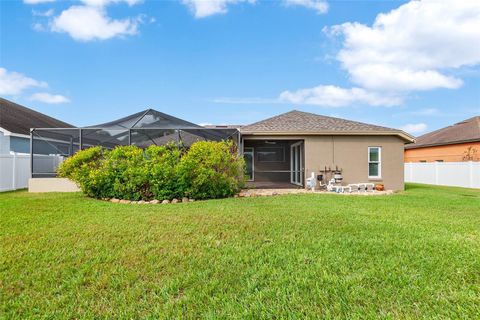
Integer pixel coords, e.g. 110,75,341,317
0,154,64,192
405,161,480,189
0,154,30,192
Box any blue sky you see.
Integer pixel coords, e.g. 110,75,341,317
1,0,479,135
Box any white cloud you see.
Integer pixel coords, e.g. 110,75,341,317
278,0,480,108
279,85,402,107
30,92,70,104
51,5,140,41
182,0,255,18
32,23,46,31
346,64,462,92
326,0,480,92
400,123,428,135
32,9,54,17
24,0,55,4
0,67,48,96
81,0,142,7
0,68,68,103
284,0,328,14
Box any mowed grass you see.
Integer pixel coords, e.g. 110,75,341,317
1,184,479,319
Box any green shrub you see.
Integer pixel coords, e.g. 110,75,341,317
57,146,109,198
57,141,245,201
102,146,151,200
145,144,183,200
177,141,245,199
57,146,104,179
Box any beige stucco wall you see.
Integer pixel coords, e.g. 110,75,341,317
243,135,406,190
304,135,405,191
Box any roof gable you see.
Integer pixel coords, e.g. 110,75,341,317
241,110,412,141
406,116,480,149
0,97,74,135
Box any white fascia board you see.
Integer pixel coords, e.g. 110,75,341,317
0,127,30,138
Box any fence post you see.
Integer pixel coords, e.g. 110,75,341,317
12,153,16,190
434,161,439,185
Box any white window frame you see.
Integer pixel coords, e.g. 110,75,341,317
368,147,381,179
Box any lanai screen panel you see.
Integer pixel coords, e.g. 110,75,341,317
31,129,80,177
179,129,239,147
130,129,179,148
81,129,130,149
31,109,240,177
132,110,197,129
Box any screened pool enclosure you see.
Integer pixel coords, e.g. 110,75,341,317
31,109,240,177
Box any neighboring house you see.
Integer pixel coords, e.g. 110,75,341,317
404,116,480,163
240,110,414,191
0,98,74,191
0,97,74,154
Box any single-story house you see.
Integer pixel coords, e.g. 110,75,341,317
405,116,480,163
28,108,414,191
0,97,74,155
240,110,414,191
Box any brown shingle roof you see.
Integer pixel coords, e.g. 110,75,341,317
405,116,480,149
241,110,412,140
0,97,74,135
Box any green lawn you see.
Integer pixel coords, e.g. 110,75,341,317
1,184,479,319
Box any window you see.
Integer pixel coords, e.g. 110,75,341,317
368,147,381,178
419,160,427,163
435,160,444,162
257,147,285,162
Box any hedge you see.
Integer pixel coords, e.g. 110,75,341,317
58,141,245,201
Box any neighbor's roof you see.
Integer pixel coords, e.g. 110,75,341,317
405,116,480,149
241,110,414,142
0,97,74,136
